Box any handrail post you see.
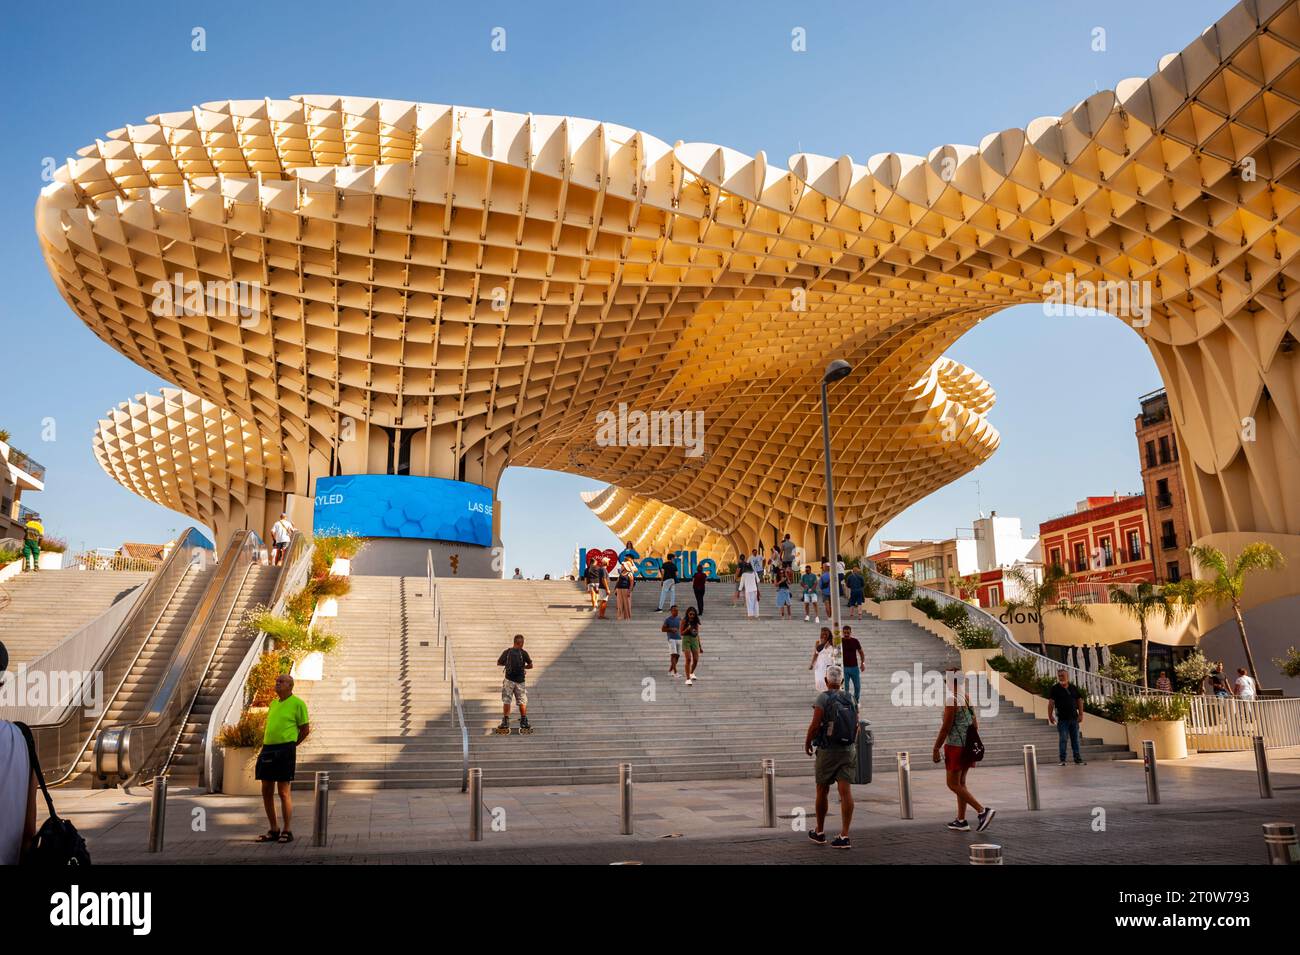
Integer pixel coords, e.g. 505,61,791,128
897,751,913,819
761,758,776,828
148,776,167,853
1023,744,1040,811
312,771,329,847
1142,739,1160,804
619,763,634,834
468,768,483,841
1253,736,1273,799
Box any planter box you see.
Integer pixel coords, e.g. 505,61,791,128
222,747,261,795
330,557,351,576
1126,719,1188,759
315,596,338,618
877,599,912,621
37,551,64,570
292,651,325,681
959,648,1000,674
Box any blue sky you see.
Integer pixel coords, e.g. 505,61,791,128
0,0,1228,574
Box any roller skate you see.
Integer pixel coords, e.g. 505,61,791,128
494,717,511,735
518,715,534,735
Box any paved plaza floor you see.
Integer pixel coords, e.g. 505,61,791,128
44,748,1300,864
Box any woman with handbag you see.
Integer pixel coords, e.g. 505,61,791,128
932,666,995,833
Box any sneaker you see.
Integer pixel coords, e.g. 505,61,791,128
670,671,679,678
808,830,827,846
1059,760,1066,766
1074,758,1087,765
830,836,851,850
976,808,996,832
814,617,820,624
804,615,810,621
685,678,693,686
946,819,970,832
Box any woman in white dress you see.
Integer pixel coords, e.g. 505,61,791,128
737,564,761,617
810,627,834,692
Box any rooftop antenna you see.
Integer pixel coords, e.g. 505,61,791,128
973,479,983,518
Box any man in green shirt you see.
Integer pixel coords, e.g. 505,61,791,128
254,674,310,844
800,565,820,623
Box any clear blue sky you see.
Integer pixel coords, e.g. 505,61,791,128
0,0,1228,574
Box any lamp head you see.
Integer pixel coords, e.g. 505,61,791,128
823,360,852,384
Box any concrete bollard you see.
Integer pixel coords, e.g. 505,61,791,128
311,771,329,847
1142,739,1160,804
897,752,913,820
1253,736,1272,799
619,763,633,835
1023,744,1040,811
1262,822,1298,865
468,767,483,842
970,843,1003,865
147,776,167,853
761,758,776,828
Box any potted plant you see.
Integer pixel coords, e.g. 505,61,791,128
1107,693,1191,759
215,710,266,795
37,535,67,571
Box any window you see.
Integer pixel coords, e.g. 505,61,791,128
1161,520,1176,549
1166,561,1181,583
1049,547,1062,569
1156,478,1171,508
1171,434,1179,461
1099,537,1114,566
1159,435,1171,464
946,554,953,570
1126,530,1141,562
1073,542,1087,572
1145,440,1157,468
988,584,1001,607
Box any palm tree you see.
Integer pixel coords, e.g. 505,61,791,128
1004,564,1093,655
1165,543,1286,684
1108,582,1189,688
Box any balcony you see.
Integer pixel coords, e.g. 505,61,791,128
4,444,46,484
1156,493,1173,509
1161,535,1178,550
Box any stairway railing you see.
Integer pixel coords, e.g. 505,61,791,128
428,549,470,792
203,532,310,792
95,530,263,786
863,567,1165,702
6,527,215,784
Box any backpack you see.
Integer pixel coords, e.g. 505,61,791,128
14,721,91,866
819,691,858,747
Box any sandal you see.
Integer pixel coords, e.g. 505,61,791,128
278,830,294,843
256,829,280,843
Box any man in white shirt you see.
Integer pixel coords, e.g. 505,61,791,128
1234,668,1257,700
0,643,38,864
737,564,761,618
270,513,295,566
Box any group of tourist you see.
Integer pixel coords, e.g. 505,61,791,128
582,548,710,622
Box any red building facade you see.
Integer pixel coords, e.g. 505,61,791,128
1039,494,1155,585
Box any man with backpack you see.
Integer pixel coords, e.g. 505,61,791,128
803,664,857,850
496,634,534,733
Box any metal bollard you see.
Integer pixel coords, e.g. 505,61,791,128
761,758,776,828
147,776,167,853
1262,823,1298,865
1142,739,1160,804
1253,736,1273,799
468,767,483,842
311,771,329,847
619,763,633,835
1023,744,1040,811
970,843,1003,865
897,752,913,820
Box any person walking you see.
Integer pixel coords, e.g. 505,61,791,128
681,606,702,685
845,566,866,620
768,546,782,583
255,674,311,843
780,533,797,574
800,564,820,622
691,565,707,616
1209,661,1233,698
819,562,833,621
615,556,636,620
804,664,857,849
836,555,848,600
749,548,764,580
1047,668,1086,766
662,605,683,678
21,512,42,573
0,643,39,863
737,561,761,617
496,634,534,732
810,627,834,692
657,553,678,612
776,568,793,620
584,557,610,616
841,625,864,707
270,512,295,566
932,668,994,833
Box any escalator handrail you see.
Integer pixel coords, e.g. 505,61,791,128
100,530,263,784
22,527,215,785
202,532,311,791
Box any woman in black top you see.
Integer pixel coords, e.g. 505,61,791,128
681,607,702,685
692,568,707,615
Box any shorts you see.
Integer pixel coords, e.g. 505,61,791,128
776,589,792,608
501,679,528,706
943,744,969,772
782,559,793,569
254,742,297,782
587,583,602,594
273,540,288,553
802,592,818,604
814,744,857,787
847,591,864,607
667,638,682,655
682,634,700,652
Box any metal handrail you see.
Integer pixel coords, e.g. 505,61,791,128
864,567,1165,701
96,530,263,786
16,527,215,784
203,532,311,791
428,549,470,792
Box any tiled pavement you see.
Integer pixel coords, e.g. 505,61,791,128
44,747,1300,864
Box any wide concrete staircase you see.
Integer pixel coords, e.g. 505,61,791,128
71,565,215,779
294,576,459,790
168,564,280,785
291,575,1127,790
0,569,155,666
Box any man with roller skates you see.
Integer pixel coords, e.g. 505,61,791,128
496,634,535,734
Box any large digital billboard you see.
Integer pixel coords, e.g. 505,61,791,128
313,475,494,546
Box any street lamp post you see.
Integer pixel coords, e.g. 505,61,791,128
820,359,852,664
